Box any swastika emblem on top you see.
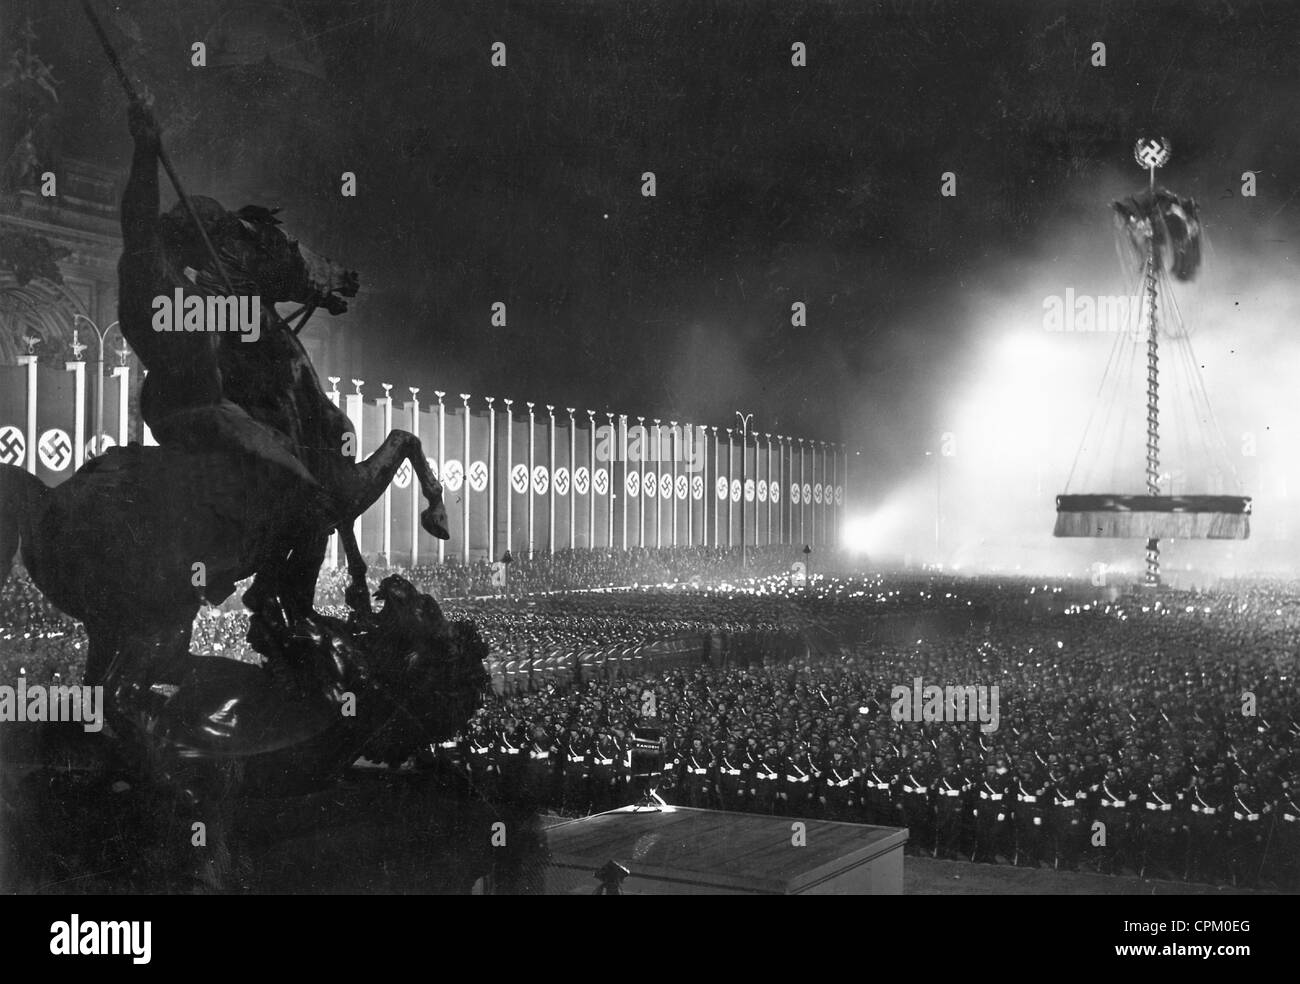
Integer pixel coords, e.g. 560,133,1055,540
791,482,801,505
626,470,640,497
660,473,672,500
802,482,812,504
744,479,754,502
770,481,780,503
716,477,728,500
553,466,570,496
393,460,412,489
38,428,71,471
532,465,549,495
814,483,823,504
730,479,741,503
511,463,529,494
692,475,703,500
574,466,590,495
835,485,844,506
643,470,657,498
0,425,26,466
468,460,489,492
676,475,688,500
593,468,609,495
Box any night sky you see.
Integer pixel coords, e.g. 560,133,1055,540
10,0,1300,567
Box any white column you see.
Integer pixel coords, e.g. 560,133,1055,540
568,408,577,551
435,391,446,564
486,396,496,563
461,393,471,563
408,387,421,567
113,365,131,448
669,420,678,548
380,383,393,565
65,360,85,471
652,418,662,549
586,410,596,549
503,398,514,558
527,401,536,557
17,355,37,473
547,404,556,555
345,379,366,562
326,377,341,568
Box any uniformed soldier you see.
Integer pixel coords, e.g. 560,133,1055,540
1184,770,1226,884
898,757,933,855
1010,760,1047,868
752,746,780,814
862,752,895,826
715,740,745,811
1268,773,1300,891
681,737,712,808
821,750,854,821
782,743,816,815
1094,766,1134,875
493,720,526,797
589,731,622,812
608,730,630,808
972,763,1009,864
467,725,498,803
1138,767,1181,879
523,727,558,808
932,760,967,859
1045,764,1085,871
561,729,591,815
1226,778,1268,888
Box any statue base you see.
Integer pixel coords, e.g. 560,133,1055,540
1,722,546,894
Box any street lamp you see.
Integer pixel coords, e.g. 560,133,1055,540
73,314,119,457
735,411,752,567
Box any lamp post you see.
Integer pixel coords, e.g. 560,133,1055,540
73,314,119,457
736,411,752,567
925,449,941,560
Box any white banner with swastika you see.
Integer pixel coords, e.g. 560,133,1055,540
0,425,25,466
468,459,488,492
38,428,72,472
443,458,464,491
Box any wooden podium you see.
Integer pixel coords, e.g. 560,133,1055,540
542,806,907,895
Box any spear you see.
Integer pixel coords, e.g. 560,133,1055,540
80,0,235,295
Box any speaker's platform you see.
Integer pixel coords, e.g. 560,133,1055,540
542,805,907,895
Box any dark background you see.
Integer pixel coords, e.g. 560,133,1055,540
5,0,1298,471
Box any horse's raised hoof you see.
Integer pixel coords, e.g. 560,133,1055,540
420,504,451,540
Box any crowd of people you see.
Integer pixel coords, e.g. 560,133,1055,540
440,577,1300,890
3,549,1299,889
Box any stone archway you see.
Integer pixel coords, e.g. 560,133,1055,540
0,273,89,364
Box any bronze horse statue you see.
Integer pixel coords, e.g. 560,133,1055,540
113,97,448,650
0,98,449,693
